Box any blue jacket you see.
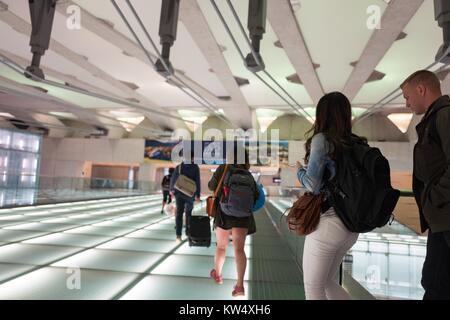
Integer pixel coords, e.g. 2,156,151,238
297,133,336,195
170,162,201,198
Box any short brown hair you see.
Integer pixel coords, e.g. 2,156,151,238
400,70,441,92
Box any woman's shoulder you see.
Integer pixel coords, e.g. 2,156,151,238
311,132,328,146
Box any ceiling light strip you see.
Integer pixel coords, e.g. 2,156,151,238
0,84,169,136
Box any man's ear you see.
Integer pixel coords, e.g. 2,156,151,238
416,84,426,96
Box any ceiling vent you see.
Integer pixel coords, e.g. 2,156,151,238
8,119,29,130
396,32,407,41
218,44,227,52
120,81,139,91
234,76,250,87
350,62,386,82
97,18,114,29
286,73,302,85
24,85,48,94
274,40,283,48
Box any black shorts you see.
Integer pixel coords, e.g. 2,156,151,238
163,190,172,203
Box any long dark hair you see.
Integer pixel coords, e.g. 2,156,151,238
304,92,364,164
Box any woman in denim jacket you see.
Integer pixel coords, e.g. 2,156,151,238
297,92,363,300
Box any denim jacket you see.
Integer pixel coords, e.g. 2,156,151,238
297,133,336,195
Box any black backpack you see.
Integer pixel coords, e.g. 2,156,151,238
220,167,256,218
326,139,400,233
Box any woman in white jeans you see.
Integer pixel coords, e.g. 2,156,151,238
296,92,362,300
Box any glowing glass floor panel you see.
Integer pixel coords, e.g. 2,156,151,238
23,233,114,248
120,275,244,300
0,195,305,299
0,263,36,283
0,267,139,300
52,248,164,273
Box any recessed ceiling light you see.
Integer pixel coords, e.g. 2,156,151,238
387,113,413,133
0,112,14,118
49,112,78,119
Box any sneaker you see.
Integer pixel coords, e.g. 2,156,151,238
232,285,245,297
161,210,164,214
175,237,182,244
210,269,223,285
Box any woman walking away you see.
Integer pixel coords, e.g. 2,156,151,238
208,147,259,297
297,92,361,300
161,168,174,214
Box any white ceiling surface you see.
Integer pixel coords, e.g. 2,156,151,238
69,0,229,105
0,19,125,99
197,0,314,107
0,0,447,134
354,0,445,104
2,0,204,107
296,0,387,95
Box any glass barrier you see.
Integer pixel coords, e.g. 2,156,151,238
266,191,425,300
0,174,159,208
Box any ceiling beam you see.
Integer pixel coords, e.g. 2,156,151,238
56,1,240,127
179,0,251,128
0,49,128,101
0,1,179,130
343,0,424,101
267,0,324,104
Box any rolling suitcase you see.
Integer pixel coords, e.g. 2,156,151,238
188,215,211,247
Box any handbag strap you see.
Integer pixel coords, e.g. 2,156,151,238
213,165,228,197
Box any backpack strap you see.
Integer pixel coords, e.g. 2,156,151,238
214,165,228,198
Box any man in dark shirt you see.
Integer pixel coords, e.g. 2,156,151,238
401,70,450,299
170,154,201,243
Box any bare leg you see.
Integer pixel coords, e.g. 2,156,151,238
232,228,248,288
214,227,230,275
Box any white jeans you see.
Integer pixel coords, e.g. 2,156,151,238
302,208,359,300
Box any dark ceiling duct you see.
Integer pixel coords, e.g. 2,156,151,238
155,0,179,77
25,0,57,79
245,0,266,72
435,0,450,63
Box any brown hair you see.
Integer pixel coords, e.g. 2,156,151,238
400,70,441,93
304,92,365,164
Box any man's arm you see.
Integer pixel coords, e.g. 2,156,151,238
195,165,201,198
170,166,179,193
429,108,450,207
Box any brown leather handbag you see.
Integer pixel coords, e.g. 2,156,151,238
206,165,229,218
286,192,323,236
